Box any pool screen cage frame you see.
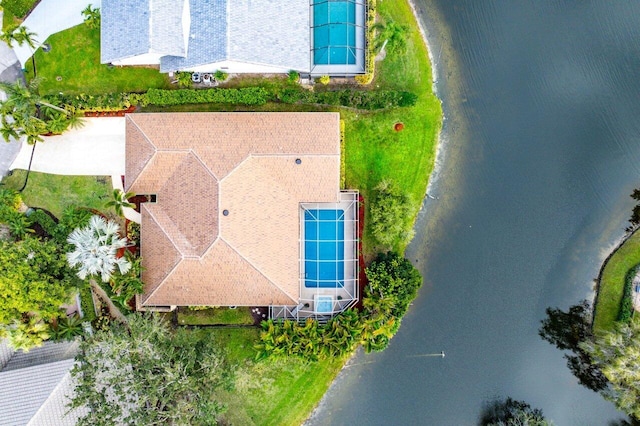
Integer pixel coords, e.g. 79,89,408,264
270,191,359,323
309,0,367,76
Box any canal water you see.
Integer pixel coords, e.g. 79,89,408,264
310,1,640,424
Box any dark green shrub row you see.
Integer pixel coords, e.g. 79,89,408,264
2,0,36,18
278,88,416,110
145,87,270,106
618,264,639,323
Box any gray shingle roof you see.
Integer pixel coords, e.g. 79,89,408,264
227,0,310,71
160,0,227,72
101,0,151,63
0,340,81,426
150,0,187,57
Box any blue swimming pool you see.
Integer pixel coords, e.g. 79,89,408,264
304,209,345,288
312,0,357,65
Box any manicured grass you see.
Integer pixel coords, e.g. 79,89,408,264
25,24,171,95
2,0,38,30
0,170,111,218
177,307,254,326
205,328,346,426
594,230,640,333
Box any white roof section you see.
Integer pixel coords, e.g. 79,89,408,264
227,0,310,72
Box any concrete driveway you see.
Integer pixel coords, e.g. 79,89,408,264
10,117,125,176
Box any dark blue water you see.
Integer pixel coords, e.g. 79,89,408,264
311,1,640,424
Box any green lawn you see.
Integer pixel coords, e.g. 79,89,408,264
593,230,640,333
206,328,346,426
0,170,111,218
25,24,171,95
177,307,254,326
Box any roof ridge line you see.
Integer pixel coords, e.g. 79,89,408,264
189,150,219,181
125,116,159,191
219,236,298,304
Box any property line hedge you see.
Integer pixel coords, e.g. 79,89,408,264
618,264,639,323
45,86,417,114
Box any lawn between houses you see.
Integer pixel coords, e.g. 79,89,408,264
8,0,442,424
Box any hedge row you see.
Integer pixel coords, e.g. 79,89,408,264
45,86,416,114
618,264,639,323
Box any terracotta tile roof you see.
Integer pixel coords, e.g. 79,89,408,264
125,112,341,307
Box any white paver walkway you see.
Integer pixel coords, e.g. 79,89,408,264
10,117,124,175
14,0,100,67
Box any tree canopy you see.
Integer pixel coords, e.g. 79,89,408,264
582,319,640,419
0,235,75,349
538,301,609,392
479,397,552,426
70,313,233,425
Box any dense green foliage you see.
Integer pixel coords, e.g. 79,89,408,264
257,252,423,358
479,397,552,426
582,319,640,419
369,180,414,248
145,87,270,106
366,251,422,318
539,301,608,392
0,235,75,349
618,265,638,323
70,313,233,425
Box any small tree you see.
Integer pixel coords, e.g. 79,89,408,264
369,180,413,247
66,215,131,282
0,235,75,350
373,17,409,55
105,189,135,217
81,5,101,29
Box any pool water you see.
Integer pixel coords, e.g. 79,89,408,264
312,0,357,65
304,209,345,288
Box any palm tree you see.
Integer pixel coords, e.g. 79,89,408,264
0,24,36,49
66,215,131,282
372,19,409,55
105,189,135,217
82,5,101,29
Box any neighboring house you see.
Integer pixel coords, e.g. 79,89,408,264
125,112,359,319
101,0,366,76
0,339,85,426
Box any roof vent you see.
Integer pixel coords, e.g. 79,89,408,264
295,158,302,165
223,209,229,216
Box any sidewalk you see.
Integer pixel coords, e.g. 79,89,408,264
14,0,100,67
10,117,125,176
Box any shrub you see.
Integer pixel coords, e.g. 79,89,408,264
127,221,139,245
365,251,422,319
356,0,377,85
317,75,330,85
277,88,416,110
29,208,58,237
369,180,413,247
174,72,192,88
214,70,228,82
145,87,269,106
287,70,300,83
618,264,639,323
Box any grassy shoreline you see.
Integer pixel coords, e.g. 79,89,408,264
593,230,640,333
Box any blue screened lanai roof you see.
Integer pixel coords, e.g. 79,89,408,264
310,0,366,74
161,0,227,72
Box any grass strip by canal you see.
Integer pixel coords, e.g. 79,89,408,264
593,230,640,333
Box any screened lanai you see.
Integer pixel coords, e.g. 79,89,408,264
310,0,366,75
270,191,359,321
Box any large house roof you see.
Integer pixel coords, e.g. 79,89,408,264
102,0,310,72
125,113,341,307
